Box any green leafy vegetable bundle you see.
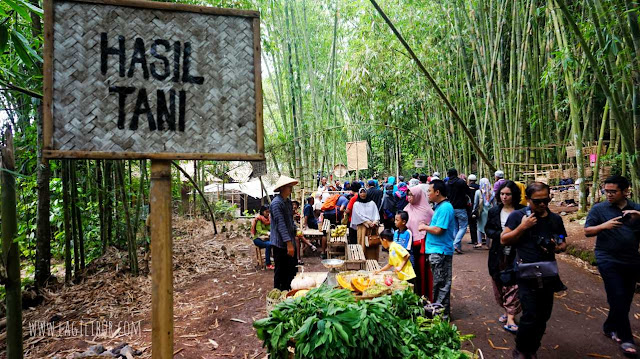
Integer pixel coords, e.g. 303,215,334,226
253,286,473,359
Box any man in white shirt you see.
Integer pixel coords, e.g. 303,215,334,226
315,177,330,210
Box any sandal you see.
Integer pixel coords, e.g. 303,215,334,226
503,324,518,334
621,342,638,358
605,331,622,344
298,260,305,265
498,314,508,323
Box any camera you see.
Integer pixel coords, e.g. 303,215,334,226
535,234,565,253
536,234,564,253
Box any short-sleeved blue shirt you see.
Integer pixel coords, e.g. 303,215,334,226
425,200,455,255
394,229,413,250
336,195,349,210
303,204,318,229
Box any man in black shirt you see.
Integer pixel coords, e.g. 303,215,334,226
446,168,470,254
501,182,567,359
585,176,640,357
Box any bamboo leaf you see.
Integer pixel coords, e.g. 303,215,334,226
9,31,35,68
4,0,31,21
11,29,42,62
18,0,43,16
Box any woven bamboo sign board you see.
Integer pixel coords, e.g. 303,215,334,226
42,0,264,160
346,141,368,171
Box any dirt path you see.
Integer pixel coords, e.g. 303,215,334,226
453,234,640,359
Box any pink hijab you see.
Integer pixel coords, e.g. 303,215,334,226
404,186,434,246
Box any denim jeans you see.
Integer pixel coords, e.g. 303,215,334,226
598,260,640,343
453,209,468,250
429,253,453,317
253,238,272,265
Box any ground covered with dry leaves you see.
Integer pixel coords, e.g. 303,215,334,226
3,218,285,359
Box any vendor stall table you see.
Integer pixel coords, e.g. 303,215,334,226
302,228,326,250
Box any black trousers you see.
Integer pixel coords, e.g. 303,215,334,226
273,245,298,290
598,260,639,343
348,227,357,245
515,281,555,354
468,208,478,244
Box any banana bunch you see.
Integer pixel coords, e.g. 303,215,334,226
331,225,348,237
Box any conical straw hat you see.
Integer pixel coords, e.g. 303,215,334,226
273,175,299,192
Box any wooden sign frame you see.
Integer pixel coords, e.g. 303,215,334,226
42,0,264,161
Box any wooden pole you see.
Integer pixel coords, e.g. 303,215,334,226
1,128,23,359
150,160,173,359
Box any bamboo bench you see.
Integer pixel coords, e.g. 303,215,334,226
365,259,381,272
345,244,366,270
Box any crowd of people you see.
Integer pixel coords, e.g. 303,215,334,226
253,171,640,359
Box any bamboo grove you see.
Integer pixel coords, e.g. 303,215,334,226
259,0,640,207
0,0,639,306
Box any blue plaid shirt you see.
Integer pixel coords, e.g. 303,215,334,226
269,195,296,249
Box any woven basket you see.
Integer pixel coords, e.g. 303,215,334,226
599,166,613,178
573,190,580,202
584,167,593,178
266,296,283,312
549,169,562,180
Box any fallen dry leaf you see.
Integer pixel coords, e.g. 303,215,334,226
488,338,509,350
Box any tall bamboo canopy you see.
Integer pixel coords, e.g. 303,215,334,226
256,0,640,204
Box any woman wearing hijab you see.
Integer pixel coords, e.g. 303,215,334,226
395,182,409,211
405,186,434,300
381,183,397,230
473,178,495,248
351,188,381,260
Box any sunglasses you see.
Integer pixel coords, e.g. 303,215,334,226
530,198,551,205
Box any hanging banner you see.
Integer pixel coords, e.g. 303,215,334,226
43,0,264,161
346,141,368,171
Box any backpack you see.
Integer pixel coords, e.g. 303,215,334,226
321,194,341,211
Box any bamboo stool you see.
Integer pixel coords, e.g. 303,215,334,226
322,219,331,232
365,259,381,272
345,244,366,270
328,233,347,259
255,246,264,269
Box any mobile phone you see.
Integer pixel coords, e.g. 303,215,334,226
525,209,532,217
